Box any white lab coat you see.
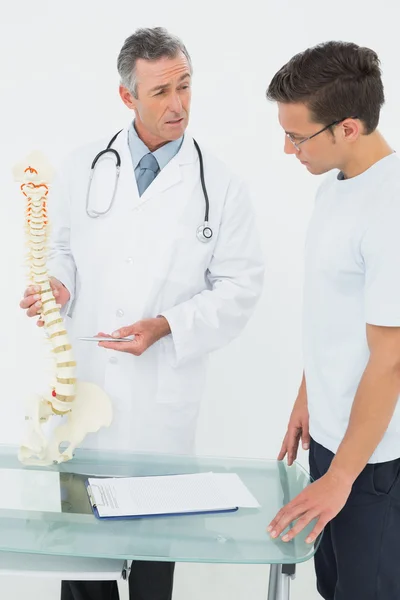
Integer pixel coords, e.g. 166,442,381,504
47,124,264,454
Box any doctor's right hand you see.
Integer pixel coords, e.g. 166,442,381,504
278,383,310,466
19,277,70,327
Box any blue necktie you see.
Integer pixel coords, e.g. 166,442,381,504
137,153,159,196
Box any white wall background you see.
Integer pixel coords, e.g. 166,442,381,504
0,0,399,598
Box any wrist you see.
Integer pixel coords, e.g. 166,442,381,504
327,461,356,488
155,315,171,338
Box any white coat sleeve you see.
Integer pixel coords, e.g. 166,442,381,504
160,178,265,365
47,167,77,317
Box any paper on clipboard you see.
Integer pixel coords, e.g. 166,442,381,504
86,471,260,519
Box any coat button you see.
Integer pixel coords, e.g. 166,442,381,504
126,256,134,264
116,309,124,317
109,355,118,364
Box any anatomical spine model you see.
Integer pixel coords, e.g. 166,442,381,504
13,151,112,465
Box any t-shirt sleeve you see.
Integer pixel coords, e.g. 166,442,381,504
362,194,400,326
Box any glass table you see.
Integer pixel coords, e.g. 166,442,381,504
0,445,319,600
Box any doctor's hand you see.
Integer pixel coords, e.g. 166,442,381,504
97,317,171,356
278,391,310,466
267,470,352,545
19,277,70,327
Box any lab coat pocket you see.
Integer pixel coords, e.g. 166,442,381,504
156,335,207,405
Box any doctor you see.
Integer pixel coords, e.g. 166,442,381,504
20,26,264,600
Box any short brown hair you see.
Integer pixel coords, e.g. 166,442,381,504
266,41,385,134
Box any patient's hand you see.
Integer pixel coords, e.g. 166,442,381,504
278,391,310,466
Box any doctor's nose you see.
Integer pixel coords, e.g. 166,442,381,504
168,93,183,114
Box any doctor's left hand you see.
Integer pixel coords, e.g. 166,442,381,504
267,470,352,545
97,317,171,356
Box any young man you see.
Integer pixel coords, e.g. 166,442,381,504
266,41,400,599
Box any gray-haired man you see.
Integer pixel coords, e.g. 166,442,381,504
19,26,264,600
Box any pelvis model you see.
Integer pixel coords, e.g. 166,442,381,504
13,151,112,466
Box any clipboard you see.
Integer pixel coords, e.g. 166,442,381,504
78,336,134,342
85,479,239,521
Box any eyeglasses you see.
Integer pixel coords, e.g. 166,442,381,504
286,116,358,151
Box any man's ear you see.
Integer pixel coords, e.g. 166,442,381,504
119,86,136,110
342,118,362,143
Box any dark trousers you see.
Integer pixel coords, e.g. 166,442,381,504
61,560,175,600
309,437,400,600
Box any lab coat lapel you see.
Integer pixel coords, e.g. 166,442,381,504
119,132,200,315
111,127,140,212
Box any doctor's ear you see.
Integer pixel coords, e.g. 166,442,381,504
119,86,137,110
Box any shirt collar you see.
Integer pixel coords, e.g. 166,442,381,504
128,120,184,170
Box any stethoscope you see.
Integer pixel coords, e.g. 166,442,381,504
86,129,213,243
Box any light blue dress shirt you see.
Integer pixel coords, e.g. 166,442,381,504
127,120,183,191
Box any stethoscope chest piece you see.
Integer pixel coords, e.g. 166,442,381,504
196,223,213,242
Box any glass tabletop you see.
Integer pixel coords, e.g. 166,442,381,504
0,445,319,565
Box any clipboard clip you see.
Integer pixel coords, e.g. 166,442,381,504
86,483,97,509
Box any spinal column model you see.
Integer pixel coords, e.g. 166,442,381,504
13,151,113,466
